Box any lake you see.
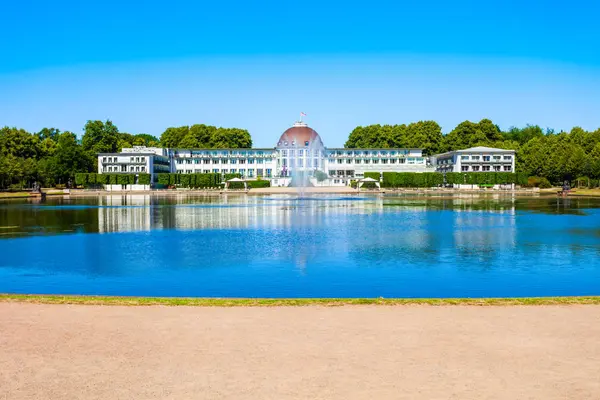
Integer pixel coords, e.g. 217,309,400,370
1,193,600,298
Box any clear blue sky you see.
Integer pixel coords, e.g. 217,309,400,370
1,0,599,147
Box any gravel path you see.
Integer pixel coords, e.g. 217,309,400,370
1,303,599,399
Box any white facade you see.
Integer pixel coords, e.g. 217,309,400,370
96,125,516,187
173,148,278,179
433,146,516,174
98,146,171,183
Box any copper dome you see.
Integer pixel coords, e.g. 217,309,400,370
277,123,323,147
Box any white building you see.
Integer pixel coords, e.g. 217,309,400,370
433,146,516,173
96,123,514,187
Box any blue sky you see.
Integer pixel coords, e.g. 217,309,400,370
1,0,599,147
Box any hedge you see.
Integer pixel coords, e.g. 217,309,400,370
380,172,526,188
74,173,151,187
155,173,223,188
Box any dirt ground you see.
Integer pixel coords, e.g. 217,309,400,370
1,303,599,400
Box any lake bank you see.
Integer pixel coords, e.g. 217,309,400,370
3,187,600,198
2,302,599,400
2,294,600,306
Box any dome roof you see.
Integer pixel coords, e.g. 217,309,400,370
277,122,323,147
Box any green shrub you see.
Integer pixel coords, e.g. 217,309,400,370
248,179,270,188
138,174,151,185
108,174,118,185
87,173,97,185
157,173,170,186
117,174,131,185
527,176,552,188
75,173,87,186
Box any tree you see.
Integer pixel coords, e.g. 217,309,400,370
81,120,120,154
160,126,189,148
48,132,92,185
403,121,443,155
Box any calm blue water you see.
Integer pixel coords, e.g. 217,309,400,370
1,194,600,298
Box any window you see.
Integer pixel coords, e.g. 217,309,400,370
141,166,145,172
461,155,469,160
266,169,272,177
230,169,236,173
364,159,370,164
230,159,237,164
130,166,134,172
257,169,263,177
461,166,469,171
176,159,183,164
313,159,319,167
493,156,501,161
221,159,228,164
102,157,107,162
472,166,480,171
213,169,219,173
472,156,480,161
483,156,491,161
248,159,254,164
289,150,295,157
372,159,379,164
390,159,396,164
337,159,343,164
482,166,491,171
305,141,309,146
504,165,512,171
298,150,304,156
213,159,220,164
355,159,361,164
493,166,501,171
257,158,264,164
239,169,245,176
130,157,135,162
281,150,287,157
503,155,512,160
248,169,254,177
141,157,145,162
194,159,200,164
186,159,192,164
346,159,352,164
381,159,388,164
298,159,304,167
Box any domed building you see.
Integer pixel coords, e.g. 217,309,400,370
97,116,445,189
275,122,326,177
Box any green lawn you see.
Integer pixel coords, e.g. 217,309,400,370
1,294,599,306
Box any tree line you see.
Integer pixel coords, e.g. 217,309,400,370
0,121,252,189
345,119,600,184
1,117,599,189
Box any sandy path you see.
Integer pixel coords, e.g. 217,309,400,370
1,303,599,400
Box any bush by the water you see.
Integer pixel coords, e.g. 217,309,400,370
527,176,552,188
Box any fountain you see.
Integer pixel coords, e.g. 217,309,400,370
276,115,326,198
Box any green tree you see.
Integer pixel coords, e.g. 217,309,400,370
82,120,120,154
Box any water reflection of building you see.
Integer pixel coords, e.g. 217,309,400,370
98,195,154,233
96,195,391,233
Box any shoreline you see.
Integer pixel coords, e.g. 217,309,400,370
2,294,600,306
3,187,600,198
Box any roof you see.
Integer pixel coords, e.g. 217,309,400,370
455,146,516,153
327,148,423,151
359,177,379,182
226,177,245,182
277,123,323,147
434,146,515,157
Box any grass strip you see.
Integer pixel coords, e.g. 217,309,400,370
1,294,600,307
